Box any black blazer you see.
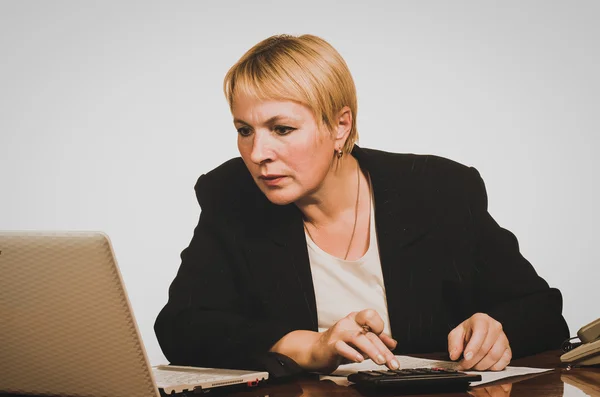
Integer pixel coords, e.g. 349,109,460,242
155,146,569,370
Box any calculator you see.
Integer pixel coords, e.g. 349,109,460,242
347,367,482,393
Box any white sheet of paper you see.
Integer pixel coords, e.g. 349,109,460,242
330,355,552,387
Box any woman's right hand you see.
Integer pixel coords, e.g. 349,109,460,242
312,309,399,373
270,308,398,373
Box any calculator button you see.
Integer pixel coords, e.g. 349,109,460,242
373,371,397,376
358,371,383,377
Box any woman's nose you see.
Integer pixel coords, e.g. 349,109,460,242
249,131,275,164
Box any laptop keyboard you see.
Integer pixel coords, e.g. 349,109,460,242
153,368,234,386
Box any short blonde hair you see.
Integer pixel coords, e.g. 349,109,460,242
223,34,358,153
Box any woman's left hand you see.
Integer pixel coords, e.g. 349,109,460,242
447,313,512,371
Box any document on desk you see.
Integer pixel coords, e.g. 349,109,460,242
330,355,552,387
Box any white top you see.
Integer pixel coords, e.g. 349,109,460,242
305,191,393,337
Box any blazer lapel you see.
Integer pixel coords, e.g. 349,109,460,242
353,147,434,249
249,197,319,332
354,147,435,347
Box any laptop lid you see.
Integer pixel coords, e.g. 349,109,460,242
0,231,268,396
0,231,161,397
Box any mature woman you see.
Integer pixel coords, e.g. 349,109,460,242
154,34,569,375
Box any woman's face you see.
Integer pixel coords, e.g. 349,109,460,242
232,94,338,205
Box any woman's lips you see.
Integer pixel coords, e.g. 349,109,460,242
259,175,287,187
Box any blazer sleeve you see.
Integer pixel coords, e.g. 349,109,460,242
467,167,570,358
154,175,296,371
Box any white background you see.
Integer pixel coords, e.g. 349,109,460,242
1,1,598,366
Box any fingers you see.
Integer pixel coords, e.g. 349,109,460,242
333,340,364,364
342,310,398,369
462,314,494,364
365,332,399,369
454,313,511,371
447,324,467,361
349,331,387,364
312,309,397,373
357,333,398,360
354,309,385,335
379,333,398,350
344,328,398,369
355,309,397,353
488,347,512,371
471,343,506,371
470,329,509,371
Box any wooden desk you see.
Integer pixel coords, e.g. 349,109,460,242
226,350,600,397
0,350,597,396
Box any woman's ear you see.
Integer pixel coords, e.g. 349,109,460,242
333,106,353,147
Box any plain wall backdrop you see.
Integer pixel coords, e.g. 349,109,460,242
1,1,598,366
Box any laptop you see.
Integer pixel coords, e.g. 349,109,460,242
0,231,268,397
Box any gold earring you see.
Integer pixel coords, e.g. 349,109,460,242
336,149,343,159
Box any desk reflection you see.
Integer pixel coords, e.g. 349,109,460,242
468,383,512,397
227,373,565,397
562,370,600,396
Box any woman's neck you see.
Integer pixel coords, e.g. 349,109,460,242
295,155,361,227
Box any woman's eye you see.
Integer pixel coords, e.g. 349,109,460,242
237,127,252,137
274,126,295,135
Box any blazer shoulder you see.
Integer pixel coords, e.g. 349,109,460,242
193,157,260,214
359,147,485,209
360,147,475,179
409,153,476,181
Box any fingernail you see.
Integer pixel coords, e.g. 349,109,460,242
464,351,473,360
390,359,399,369
355,354,364,362
376,354,385,364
